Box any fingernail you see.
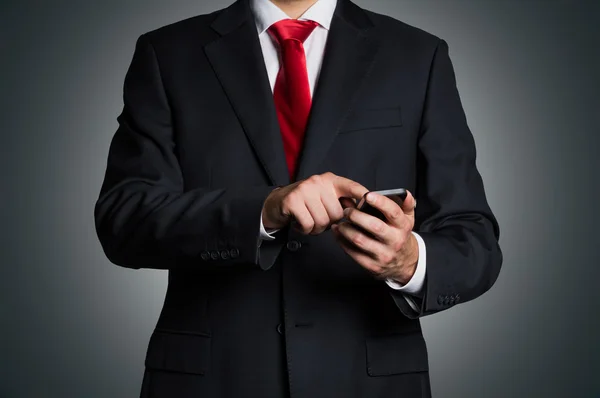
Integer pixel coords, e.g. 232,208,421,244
343,208,350,217
366,193,375,204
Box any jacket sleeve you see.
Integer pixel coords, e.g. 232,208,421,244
390,39,503,318
94,34,284,271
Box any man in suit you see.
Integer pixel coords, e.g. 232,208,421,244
95,0,502,396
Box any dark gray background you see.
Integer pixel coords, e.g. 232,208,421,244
2,1,599,397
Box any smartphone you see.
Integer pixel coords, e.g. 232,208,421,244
356,188,407,221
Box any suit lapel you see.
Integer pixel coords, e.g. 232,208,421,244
204,0,290,187
295,0,380,182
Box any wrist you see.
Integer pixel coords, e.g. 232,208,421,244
393,234,419,284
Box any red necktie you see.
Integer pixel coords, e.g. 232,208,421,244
268,19,319,182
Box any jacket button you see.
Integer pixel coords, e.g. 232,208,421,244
220,250,230,260
229,248,240,259
455,294,460,303
286,240,301,252
200,251,210,261
210,251,219,260
437,295,444,305
276,323,284,335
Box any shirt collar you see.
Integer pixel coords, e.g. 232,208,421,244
250,0,338,34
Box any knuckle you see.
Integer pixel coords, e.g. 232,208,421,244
332,207,344,221
315,216,330,230
301,220,315,234
297,180,312,194
389,210,402,221
393,242,402,253
379,253,393,264
285,190,299,204
394,234,406,251
352,234,365,247
308,174,323,185
372,221,385,234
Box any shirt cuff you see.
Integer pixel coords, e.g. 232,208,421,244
258,211,280,247
403,295,420,312
385,232,427,296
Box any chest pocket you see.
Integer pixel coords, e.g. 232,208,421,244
339,107,402,134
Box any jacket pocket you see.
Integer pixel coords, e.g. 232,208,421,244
145,329,211,375
366,332,429,376
339,107,402,133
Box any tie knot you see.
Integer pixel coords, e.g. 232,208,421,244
268,19,319,45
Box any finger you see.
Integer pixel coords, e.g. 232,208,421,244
332,175,369,201
321,188,345,224
325,197,356,231
305,195,331,235
331,224,382,275
335,221,388,258
343,207,394,244
363,192,408,228
290,202,315,235
401,190,417,219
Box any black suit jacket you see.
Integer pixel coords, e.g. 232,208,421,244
95,0,502,397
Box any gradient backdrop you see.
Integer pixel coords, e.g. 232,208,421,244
2,1,599,397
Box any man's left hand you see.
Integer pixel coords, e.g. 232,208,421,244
331,191,419,285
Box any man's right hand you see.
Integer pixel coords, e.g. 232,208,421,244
262,172,369,235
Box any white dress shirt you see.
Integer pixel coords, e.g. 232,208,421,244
251,0,426,309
